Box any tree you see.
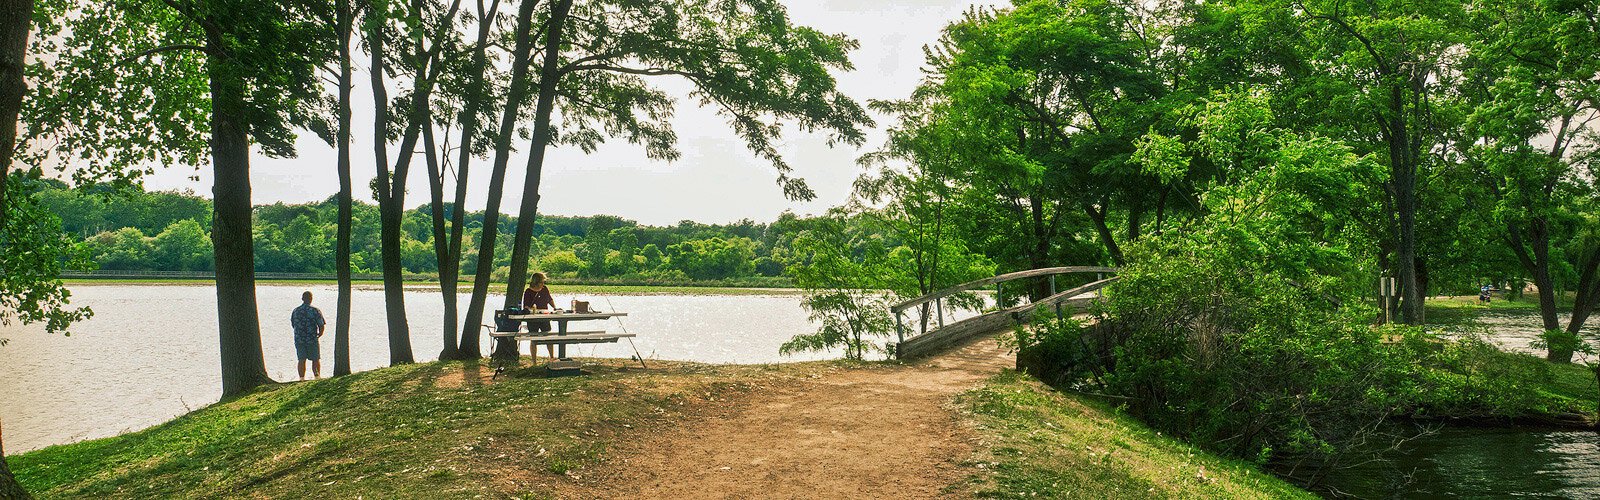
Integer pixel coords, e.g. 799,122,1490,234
303,0,362,375
1295,0,1465,324
457,0,548,360
782,214,896,360
2,2,82,496
420,0,501,361
31,0,326,396
873,0,1179,293
492,0,875,356
1458,0,1600,362
151,219,213,270
362,0,462,365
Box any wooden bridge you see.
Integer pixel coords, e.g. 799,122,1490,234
892,266,1118,359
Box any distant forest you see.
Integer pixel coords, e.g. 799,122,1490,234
42,182,814,285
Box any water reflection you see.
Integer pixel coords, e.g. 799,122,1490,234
1320,427,1600,499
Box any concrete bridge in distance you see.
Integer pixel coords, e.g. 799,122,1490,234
891,266,1118,359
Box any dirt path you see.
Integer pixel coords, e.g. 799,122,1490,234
570,337,1013,499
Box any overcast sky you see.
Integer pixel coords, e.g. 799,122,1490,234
130,0,1000,226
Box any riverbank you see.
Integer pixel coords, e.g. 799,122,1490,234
9,349,1307,498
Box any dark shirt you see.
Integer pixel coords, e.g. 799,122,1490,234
523,286,555,310
291,303,325,340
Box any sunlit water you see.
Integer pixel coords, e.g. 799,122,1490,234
0,284,979,453
1438,310,1600,357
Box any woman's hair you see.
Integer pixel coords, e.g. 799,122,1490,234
530,272,547,286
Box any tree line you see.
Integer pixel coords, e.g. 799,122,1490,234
39,182,814,283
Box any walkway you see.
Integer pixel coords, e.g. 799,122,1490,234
568,336,1014,498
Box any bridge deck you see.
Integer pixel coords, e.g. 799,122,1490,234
896,278,1113,359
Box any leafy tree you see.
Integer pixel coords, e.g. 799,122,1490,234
31,0,327,396
1293,0,1467,324
88,227,155,271
152,219,213,271
1456,0,1600,362
666,237,757,281
493,0,875,351
782,214,896,360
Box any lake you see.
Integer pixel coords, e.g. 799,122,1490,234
1,283,937,453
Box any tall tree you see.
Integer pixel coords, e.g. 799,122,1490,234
423,0,502,361
1,1,37,496
364,0,462,365
29,0,325,396
493,0,875,349
1296,0,1464,324
305,0,362,375
457,0,544,359
1460,0,1600,362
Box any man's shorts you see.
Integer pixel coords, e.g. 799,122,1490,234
295,335,320,361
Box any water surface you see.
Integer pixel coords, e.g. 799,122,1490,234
1,284,899,452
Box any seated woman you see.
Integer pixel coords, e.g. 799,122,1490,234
522,272,558,361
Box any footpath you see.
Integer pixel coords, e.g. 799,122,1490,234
562,339,1013,498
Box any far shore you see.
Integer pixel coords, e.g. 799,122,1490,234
64,278,805,296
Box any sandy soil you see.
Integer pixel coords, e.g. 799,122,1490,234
563,337,1014,499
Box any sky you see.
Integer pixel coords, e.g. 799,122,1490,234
131,0,1003,226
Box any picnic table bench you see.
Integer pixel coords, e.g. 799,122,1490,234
485,310,642,375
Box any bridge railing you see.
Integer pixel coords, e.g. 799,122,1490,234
890,266,1118,349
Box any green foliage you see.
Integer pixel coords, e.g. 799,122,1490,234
664,237,757,281
782,214,896,360
0,175,93,338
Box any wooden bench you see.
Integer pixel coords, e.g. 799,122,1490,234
489,331,636,344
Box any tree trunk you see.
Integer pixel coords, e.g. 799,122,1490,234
1561,246,1600,363
435,0,498,361
502,0,575,339
423,124,460,360
0,0,29,230
460,0,542,360
1507,221,1566,361
208,31,273,397
0,419,28,500
366,13,415,365
1387,85,1423,325
1083,201,1125,267
0,3,31,496
332,0,354,376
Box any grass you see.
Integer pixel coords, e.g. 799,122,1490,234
64,279,802,295
10,358,826,499
957,371,1312,499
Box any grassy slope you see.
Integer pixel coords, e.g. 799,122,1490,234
11,359,1305,499
10,359,818,499
959,371,1311,499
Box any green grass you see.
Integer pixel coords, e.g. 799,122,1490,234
958,371,1312,499
10,358,822,499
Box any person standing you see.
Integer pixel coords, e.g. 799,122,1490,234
291,291,327,379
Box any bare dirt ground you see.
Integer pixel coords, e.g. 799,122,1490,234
563,337,1014,499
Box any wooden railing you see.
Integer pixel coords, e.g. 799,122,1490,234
893,266,1117,359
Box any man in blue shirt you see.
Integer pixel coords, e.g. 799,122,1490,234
291,291,327,380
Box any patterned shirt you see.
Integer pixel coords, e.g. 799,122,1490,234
291,303,325,340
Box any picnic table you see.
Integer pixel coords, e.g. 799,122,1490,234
493,310,637,373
